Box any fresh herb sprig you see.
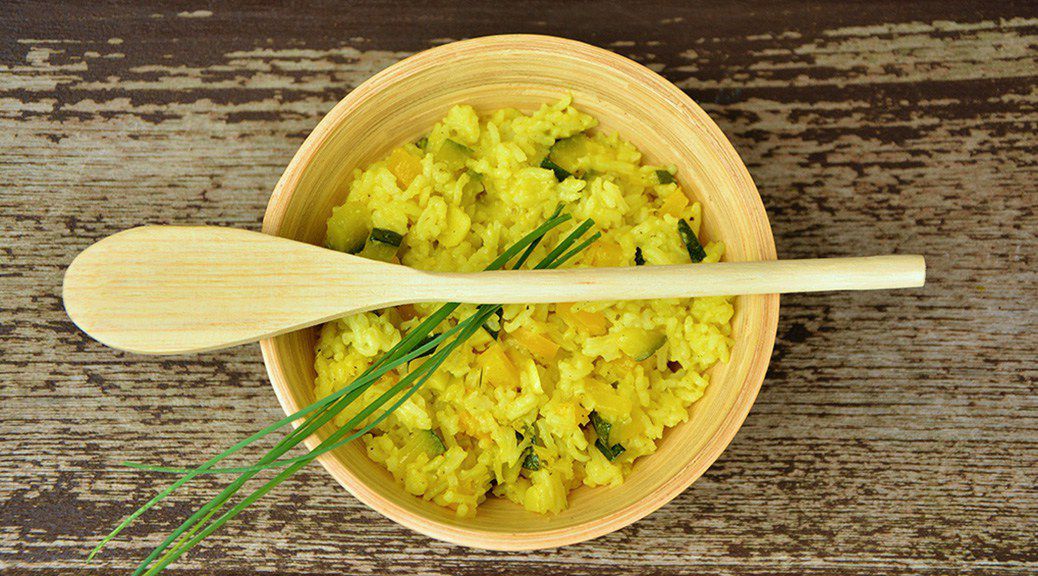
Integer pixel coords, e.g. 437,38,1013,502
95,211,599,575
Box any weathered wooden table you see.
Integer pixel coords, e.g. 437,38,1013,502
2,2,1035,574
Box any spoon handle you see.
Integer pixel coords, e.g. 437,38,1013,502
421,255,926,304
63,225,924,355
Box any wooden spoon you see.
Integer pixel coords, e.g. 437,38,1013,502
62,226,925,355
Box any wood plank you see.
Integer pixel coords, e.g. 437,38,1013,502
1,2,1035,574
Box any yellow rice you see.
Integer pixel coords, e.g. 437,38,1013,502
314,96,733,517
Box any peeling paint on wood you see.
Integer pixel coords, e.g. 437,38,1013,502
1,2,1035,575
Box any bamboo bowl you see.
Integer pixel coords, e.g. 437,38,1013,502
260,34,778,550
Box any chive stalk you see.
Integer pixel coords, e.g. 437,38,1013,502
97,213,598,575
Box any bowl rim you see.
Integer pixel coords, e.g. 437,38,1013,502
260,33,778,550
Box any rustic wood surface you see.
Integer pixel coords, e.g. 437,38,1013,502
1,2,1035,574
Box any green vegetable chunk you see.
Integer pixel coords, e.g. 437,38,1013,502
358,227,404,262
325,201,369,254
481,308,504,339
540,157,571,181
595,439,626,461
370,228,403,247
589,411,611,442
677,219,706,263
420,429,446,457
522,447,541,470
548,135,589,175
617,328,667,361
655,169,675,184
434,139,473,171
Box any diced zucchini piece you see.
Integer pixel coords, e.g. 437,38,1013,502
595,439,626,461
634,247,645,266
522,447,541,470
462,169,485,196
433,138,473,171
655,169,675,184
481,308,504,339
616,327,666,361
589,411,611,442
325,201,370,254
420,429,446,457
370,227,403,247
540,157,571,181
677,219,706,263
358,227,404,262
548,135,589,175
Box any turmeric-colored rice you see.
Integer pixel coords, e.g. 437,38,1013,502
315,97,733,517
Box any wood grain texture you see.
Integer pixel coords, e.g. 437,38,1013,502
1,1,1035,575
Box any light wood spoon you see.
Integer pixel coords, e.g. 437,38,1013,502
62,226,925,355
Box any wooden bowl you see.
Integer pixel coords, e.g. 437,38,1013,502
260,34,778,550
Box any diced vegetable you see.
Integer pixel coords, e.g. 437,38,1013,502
596,440,626,461
398,428,446,466
433,138,472,171
589,410,625,462
557,303,609,336
358,227,403,262
510,327,559,361
415,136,428,150
658,189,689,218
587,379,631,420
540,157,571,181
419,429,446,457
478,342,519,388
585,239,625,267
655,169,675,184
548,135,589,175
634,247,645,266
370,227,403,247
522,447,541,470
462,169,485,197
481,308,504,339
386,147,423,188
589,410,611,441
616,327,667,361
325,201,369,253
677,219,706,263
